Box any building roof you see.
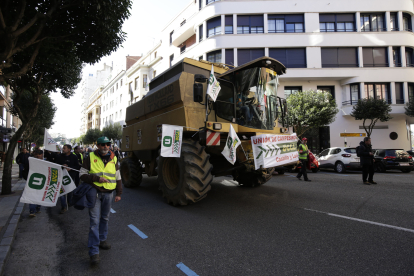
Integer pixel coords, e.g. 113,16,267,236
126,56,142,70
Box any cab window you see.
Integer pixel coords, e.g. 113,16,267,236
319,149,329,157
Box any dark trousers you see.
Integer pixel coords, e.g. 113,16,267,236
362,164,375,182
297,160,309,180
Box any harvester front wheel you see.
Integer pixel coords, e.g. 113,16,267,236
235,168,273,187
120,157,143,188
157,139,213,206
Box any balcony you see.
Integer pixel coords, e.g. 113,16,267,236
171,12,197,47
341,98,408,117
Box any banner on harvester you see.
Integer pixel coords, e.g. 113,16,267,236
20,158,63,206
161,124,183,157
251,133,299,170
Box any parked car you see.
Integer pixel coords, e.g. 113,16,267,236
407,150,414,157
373,149,413,173
316,147,361,173
296,151,319,173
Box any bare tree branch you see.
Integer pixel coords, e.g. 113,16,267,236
11,0,27,31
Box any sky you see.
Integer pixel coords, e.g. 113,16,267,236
49,0,192,138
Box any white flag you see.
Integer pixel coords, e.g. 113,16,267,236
20,158,63,206
206,64,221,102
161,124,183,157
221,124,241,165
44,129,60,152
60,169,77,197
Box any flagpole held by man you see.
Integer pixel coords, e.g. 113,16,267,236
79,136,122,265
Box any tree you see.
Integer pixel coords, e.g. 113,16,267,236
350,98,392,138
287,90,339,138
83,128,102,145
405,100,414,117
0,0,132,82
102,122,122,142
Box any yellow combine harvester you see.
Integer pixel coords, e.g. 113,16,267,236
120,57,293,205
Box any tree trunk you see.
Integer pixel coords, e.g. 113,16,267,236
1,123,27,195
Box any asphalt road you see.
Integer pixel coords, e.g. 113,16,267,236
4,169,414,276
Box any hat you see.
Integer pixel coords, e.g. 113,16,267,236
302,137,308,141
97,136,110,144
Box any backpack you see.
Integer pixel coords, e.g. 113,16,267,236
356,145,361,157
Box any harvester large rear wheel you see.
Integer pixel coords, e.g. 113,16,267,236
234,168,273,187
157,139,213,206
120,157,143,188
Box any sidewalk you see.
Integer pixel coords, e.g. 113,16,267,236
0,164,26,275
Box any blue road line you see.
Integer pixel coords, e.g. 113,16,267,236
110,208,116,213
176,263,199,276
128,224,148,239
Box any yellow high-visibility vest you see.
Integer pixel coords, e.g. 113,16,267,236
298,144,308,160
73,152,84,163
89,152,117,190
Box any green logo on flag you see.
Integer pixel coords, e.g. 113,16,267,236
163,136,172,147
28,173,46,190
62,176,71,186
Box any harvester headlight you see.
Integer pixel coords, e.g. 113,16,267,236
213,123,222,130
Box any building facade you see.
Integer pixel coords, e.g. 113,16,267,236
148,0,414,151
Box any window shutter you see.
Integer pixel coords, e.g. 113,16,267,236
363,48,374,66
225,49,234,66
269,49,287,66
338,48,358,67
237,15,250,25
250,48,265,60
321,48,338,67
337,13,355,22
319,14,335,22
237,49,251,66
287,48,306,68
225,15,233,26
207,17,221,29
268,14,285,19
373,48,387,66
250,15,264,26
285,14,304,23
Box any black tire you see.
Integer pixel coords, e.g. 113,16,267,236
312,168,318,173
401,169,411,173
120,157,143,188
157,139,213,206
277,169,285,175
235,168,273,187
334,162,346,173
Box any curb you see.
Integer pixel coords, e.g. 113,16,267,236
0,201,24,276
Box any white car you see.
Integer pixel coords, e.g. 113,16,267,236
316,147,361,173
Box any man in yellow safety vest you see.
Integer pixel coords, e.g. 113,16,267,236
296,137,311,182
79,136,122,265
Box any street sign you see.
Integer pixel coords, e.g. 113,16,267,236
339,133,366,137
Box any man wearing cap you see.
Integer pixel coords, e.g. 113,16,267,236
296,137,311,182
79,136,122,265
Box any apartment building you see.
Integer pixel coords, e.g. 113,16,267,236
148,0,414,151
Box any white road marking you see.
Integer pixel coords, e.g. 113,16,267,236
304,208,414,234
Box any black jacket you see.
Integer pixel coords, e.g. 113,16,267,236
16,152,30,164
358,141,374,166
55,153,81,185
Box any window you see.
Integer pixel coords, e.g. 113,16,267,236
390,12,398,31
268,14,304,33
170,54,174,67
120,94,122,103
225,49,234,66
405,48,413,67
364,83,391,103
115,112,118,119
360,13,385,32
116,83,118,90
170,31,174,45
408,83,414,102
395,82,404,104
321,48,358,68
237,48,264,66
284,86,302,98
110,87,114,94
349,84,360,105
363,47,388,67
317,86,335,99
225,15,233,34
154,52,157,59
153,70,156,78
403,13,412,31
121,79,123,86
143,74,147,88
344,148,357,154
207,50,221,63
199,0,202,10
135,77,139,90
237,15,264,34
129,82,133,94
199,25,203,41
120,109,122,118
206,0,217,4
393,47,401,67
269,48,306,68
180,19,186,27
319,14,355,32
207,17,221,37
180,45,186,54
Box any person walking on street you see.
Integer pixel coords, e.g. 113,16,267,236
56,144,81,214
358,137,377,185
296,137,311,182
79,136,122,265
16,148,30,180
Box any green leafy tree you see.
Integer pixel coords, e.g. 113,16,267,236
102,122,122,142
0,0,132,82
84,128,102,145
405,100,414,117
350,98,392,138
287,90,339,138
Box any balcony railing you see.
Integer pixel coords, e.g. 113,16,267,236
396,99,405,104
342,100,358,105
